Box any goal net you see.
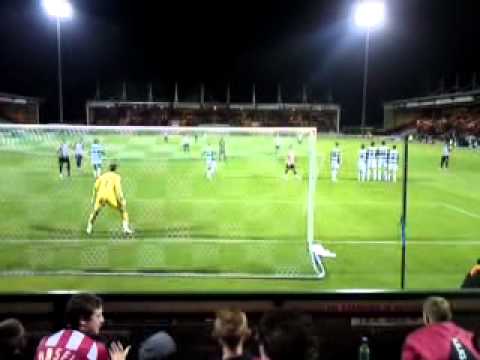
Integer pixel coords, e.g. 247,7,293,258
0,124,330,279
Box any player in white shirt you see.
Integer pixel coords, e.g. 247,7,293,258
367,141,377,181
377,140,389,181
74,141,84,170
284,145,299,179
440,142,451,169
57,141,71,179
358,144,367,182
388,145,400,182
330,143,342,182
203,144,217,180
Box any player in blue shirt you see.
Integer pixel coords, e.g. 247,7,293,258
91,139,105,178
367,142,377,181
203,144,217,180
330,142,342,182
377,141,389,181
388,145,400,182
358,144,367,182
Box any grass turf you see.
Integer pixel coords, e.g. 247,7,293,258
0,130,479,292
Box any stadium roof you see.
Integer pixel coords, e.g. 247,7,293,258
0,92,41,105
86,100,340,112
384,89,480,110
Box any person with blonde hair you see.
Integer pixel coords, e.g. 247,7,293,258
212,308,252,360
402,296,480,360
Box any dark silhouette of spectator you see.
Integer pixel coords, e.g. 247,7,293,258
139,331,177,360
474,327,480,354
212,309,252,360
402,296,480,360
0,318,26,360
257,310,318,360
461,259,480,288
35,293,113,360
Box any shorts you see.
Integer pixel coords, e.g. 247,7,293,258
94,195,122,213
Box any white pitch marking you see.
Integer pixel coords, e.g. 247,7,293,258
440,203,480,219
0,238,478,246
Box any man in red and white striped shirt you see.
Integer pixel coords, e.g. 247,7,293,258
35,294,110,360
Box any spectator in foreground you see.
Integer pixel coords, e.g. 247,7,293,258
212,309,252,360
474,327,480,354
461,259,480,288
0,318,26,360
257,310,318,360
402,296,480,360
139,331,177,360
35,293,129,360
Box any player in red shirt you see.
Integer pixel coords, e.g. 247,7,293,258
35,294,128,360
402,297,480,360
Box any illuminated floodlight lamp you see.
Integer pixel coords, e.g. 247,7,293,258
42,0,73,19
354,1,385,29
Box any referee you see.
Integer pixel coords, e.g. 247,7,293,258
440,142,451,169
58,141,71,178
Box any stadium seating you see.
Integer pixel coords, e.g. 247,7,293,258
90,106,338,131
3,293,480,360
387,106,480,140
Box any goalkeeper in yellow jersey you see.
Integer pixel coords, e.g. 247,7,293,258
86,163,133,235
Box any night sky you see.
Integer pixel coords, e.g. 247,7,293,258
1,0,480,126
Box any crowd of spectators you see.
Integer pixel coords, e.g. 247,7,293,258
387,107,480,147
2,293,480,360
0,103,38,124
91,107,337,131
415,107,480,140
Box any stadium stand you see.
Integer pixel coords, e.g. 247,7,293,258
86,101,340,132
3,292,480,360
384,90,480,142
0,93,40,124
86,83,340,131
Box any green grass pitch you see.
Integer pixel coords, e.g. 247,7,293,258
0,129,479,293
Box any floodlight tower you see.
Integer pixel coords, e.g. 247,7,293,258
42,0,73,123
354,1,385,132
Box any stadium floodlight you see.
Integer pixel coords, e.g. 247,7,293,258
43,0,73,124
354,1,385,133
354,1,385,29
42,0,73,19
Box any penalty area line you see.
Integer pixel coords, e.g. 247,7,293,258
0,270,320,280
440,203,480,220
1,238,479,245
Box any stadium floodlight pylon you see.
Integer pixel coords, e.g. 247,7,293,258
0,123,335,279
